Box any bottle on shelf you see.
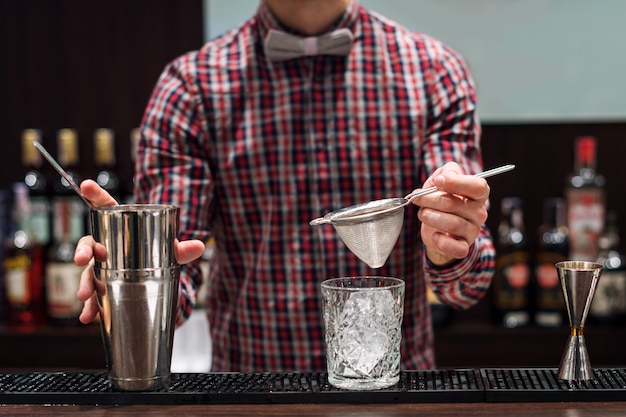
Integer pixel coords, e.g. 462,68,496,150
533,197,568,327
45,129,85,325
492,197,531,328
2,183,46,327
589,211,626,324
21,129,52,249
54,128,82,191
53,128,85,243
45,196,84,325
22,129,47,192
565,136,606,261
94,128,120,202
0,189,12,324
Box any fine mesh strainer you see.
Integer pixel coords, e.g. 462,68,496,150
309,164,515,268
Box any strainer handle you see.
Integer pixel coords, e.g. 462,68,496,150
309,216,332,226
404,164,515,201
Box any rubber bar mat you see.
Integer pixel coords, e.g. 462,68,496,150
1,369,625,405
0,370,483,405
482,368,626,402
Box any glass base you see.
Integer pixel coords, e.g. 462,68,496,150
328,374,399,391
109,374,170,391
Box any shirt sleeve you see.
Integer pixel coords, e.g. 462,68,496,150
420,37,496,310
134,52,213,325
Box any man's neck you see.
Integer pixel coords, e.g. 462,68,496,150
264,0,352,36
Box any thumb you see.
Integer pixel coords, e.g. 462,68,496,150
175,239,206,264
80,179,119,207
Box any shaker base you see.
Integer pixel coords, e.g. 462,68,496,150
109,375,170,391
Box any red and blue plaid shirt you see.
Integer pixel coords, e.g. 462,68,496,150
136,1,495,372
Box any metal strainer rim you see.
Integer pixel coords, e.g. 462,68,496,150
320,198,407,225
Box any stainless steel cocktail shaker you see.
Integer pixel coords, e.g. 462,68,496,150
90,204,180,391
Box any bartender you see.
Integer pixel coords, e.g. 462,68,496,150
74,0,495,373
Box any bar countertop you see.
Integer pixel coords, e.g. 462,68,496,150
2,402,626,416
1,369,626,416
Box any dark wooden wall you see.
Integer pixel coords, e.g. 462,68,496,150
2,0,625,252
0,0,204,191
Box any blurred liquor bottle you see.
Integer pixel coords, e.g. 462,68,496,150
94,128,120,202
0,189,11,323
533,197,568,327
21,129,52,249
45,129,85,325
53,129,85,243
53,129,81,191
589,211,626,324
45,196,83,325
492,197,531,328
2,183,46,327
565,136,605,261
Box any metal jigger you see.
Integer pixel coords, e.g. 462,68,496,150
556,261,603,382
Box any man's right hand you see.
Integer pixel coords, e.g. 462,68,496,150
74,180,118,324
73,180,205,324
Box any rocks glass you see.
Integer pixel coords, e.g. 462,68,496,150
321,276,405,390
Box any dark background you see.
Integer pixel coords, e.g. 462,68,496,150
1,0,626,370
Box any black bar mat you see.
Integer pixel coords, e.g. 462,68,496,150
482,368,626,402
0,370,483,405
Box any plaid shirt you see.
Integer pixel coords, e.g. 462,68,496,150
136,1,495,372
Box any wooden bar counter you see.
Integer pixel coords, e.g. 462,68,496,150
0,402,626,416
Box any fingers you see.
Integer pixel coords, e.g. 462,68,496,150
175,239,206,264
417,162,490,204
77,262,100,301
80,179,119,207
418,205,482,242
75,179,114,267
414,163,492,264
426,229,472,261
74,235,107,266
77,263,103,324
79,293,100,325
76,267,94,302
418,193,488,231
412,163,490,229
73,241,94,267
434,175,490,204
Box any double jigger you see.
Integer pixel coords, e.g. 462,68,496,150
556,260,603,382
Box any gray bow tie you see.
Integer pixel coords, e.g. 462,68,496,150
264,28,354,62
